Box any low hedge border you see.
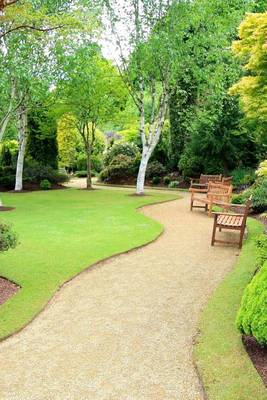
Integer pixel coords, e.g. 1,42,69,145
194,217,267,400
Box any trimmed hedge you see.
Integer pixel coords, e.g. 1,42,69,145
237,233,267,345
237,260,267,345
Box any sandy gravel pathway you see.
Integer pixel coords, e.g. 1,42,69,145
0,193,238,400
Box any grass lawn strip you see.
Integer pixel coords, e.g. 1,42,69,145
194,217,267,400
0,188,178,340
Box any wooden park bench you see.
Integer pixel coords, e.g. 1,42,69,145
190,174,222,192
211,198,252,249
190,182,233,217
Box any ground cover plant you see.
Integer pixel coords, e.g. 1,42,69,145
194,217,267,399
0,188,178,340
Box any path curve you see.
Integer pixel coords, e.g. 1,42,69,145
0,193,238,400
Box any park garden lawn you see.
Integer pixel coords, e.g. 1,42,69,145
0,188,178,340
195,217,267,399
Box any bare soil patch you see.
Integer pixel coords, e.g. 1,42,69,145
0,277,19,306
243,335,267,387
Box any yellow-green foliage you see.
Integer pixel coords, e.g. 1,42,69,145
257,159,267,178
57,115,80,168
237,260,267,345
230,12,267,121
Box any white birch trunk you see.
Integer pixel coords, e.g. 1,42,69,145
135,88,169,195
0,80,16,142
136,145,152,195
15,105,27,191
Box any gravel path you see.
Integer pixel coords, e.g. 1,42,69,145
0,193,238,400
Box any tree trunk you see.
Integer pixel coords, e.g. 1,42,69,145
15,105,27,191
136,146,151,195
135,87,169,195
86,147,92,189
0,80,16,142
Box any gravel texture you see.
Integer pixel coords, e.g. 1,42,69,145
0,193,238,400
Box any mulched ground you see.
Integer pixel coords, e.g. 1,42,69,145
0,206,15,212
243,335,267,387
0,277,19,306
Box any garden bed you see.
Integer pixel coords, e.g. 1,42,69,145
0,206,15,212
0,277,19,306
243,335,267,387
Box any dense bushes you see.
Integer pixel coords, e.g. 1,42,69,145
100,143,170,184
146,161,166,179
249,180,267,213
103,142,140,166
100,142,140,183
231,168,256,189
100,154,138,183
0,161,69,189
0,223,18,252
231,179,267,213
23,160,69,185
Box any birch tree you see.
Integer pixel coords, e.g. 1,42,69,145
103,0,190,194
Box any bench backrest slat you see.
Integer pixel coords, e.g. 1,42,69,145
199,174,222,184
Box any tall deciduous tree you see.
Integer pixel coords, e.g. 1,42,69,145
104,0,190,194
58,45,127,189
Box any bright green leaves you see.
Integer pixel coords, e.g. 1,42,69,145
230,12,267,122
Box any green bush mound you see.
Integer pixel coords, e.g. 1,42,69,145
40,179,51,190
146,161,166,179
103,142,140,166
237,234,267,345
0,223,18,252
100,142,140,183
237,261,267,345
100,154,138,183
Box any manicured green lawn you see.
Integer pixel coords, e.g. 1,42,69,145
0,188,178,340
194,218,267,400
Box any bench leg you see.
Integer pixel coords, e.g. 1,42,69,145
190,197,194,211
239,227,245,249
208,202,212,217
211,222,217,246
